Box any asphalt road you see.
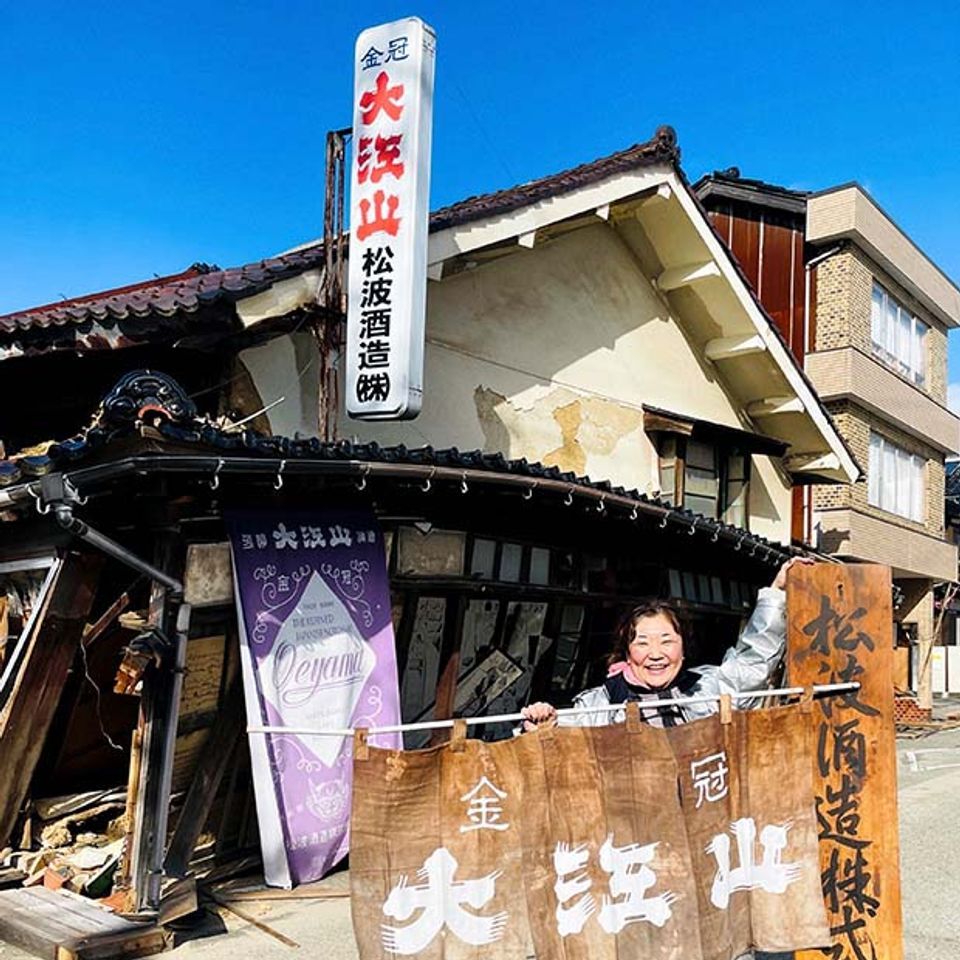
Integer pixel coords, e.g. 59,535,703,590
898,723,960,960
3,728,960,960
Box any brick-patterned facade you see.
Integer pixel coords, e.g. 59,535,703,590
813,242,950,543
815,244,949,405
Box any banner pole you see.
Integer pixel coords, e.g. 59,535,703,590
245,681,861,738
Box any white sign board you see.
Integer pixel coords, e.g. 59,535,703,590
346,17,436,420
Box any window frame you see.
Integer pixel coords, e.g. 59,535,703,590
657,435,751,528
867,431,925,523
870,281,929,388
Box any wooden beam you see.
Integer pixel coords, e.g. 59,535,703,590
784,452,841,473
703,334,766,361
0,553,102,849
787,563,903,960
746,396,805,417
638,182,672,207
655,260,721,292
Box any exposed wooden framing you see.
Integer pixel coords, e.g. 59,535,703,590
703,334,767,361
0,552,101,849
81,591,132,649
655,260,720,292
128,530,188,913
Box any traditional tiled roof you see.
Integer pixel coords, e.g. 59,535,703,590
0,127,680,344
429,126,680,231
0,248,329,337
0,370,795,565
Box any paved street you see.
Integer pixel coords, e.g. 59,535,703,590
898,723,960,959
3,726,960,960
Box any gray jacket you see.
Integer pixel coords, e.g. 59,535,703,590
560,587,787,727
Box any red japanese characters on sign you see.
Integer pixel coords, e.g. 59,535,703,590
347,18,436,420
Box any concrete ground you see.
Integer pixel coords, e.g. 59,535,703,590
3,714,960,960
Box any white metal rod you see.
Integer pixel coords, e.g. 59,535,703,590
245,682,861,738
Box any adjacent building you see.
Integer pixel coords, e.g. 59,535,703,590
696,171,960,709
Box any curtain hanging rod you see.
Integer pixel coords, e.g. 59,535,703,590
245,681,860,739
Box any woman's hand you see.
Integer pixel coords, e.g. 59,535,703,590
772,555,816,590
521,701,558,732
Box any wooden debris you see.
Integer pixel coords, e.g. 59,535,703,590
0,554,103,849
0,886,166,960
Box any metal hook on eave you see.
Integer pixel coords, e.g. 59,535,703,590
629,505,638,521
210,458,225,491
659,513,669,529
564,490,574,506
421,468,435,493
356,463,371,492
523,481,538,501
735,532,747,551
460,472,469,495
31,488,51,516
274,459,286,491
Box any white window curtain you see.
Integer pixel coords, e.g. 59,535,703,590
868,431,924,522
870,282,928,387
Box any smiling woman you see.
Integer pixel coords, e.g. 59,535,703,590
520,557,813,731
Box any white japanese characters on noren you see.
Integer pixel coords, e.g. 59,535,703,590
691,751,730,808
707,818,803,909
381,848,507,954
460,776,510,833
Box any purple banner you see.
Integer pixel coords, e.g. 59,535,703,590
227,508,401,886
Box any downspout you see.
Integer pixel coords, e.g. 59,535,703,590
51,502,183,595
803,243,843,546
50,496,188,913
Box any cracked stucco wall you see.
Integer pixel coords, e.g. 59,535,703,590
315,222,793,539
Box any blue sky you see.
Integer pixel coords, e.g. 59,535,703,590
2,2,959,386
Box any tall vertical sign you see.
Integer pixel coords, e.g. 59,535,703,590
787,563,903,960
347,17,436,420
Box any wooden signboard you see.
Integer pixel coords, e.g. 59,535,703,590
787,563,902,960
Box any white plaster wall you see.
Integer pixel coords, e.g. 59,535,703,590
238,332,321,439
324,223,794,540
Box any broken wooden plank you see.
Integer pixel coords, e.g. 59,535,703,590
0,553,103,849
0,887,165,960
82,593,132,650
163,672,243,878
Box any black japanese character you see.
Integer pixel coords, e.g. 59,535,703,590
360,45,383,70
361,245,394,277
386,36,409,61
359,339,391,369
356,372,391,403
361,277,393,308
360,308,391,339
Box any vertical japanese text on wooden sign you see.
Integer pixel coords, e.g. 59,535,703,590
788,563,903,960
347,17,436,420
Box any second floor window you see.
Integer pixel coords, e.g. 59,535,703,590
871,281,928,387
658,437,750,528
867,432,924,523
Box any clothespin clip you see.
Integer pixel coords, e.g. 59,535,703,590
450,718,468,752
625,700,642,733
800,685,815,714
353,727,370,761
719,694,733,725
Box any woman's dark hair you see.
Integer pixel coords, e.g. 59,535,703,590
608,600,684,668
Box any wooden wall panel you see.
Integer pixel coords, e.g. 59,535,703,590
730,215,761,290
787,563,903,960
760,220,795,346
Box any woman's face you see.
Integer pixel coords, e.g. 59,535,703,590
627,613,684,688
